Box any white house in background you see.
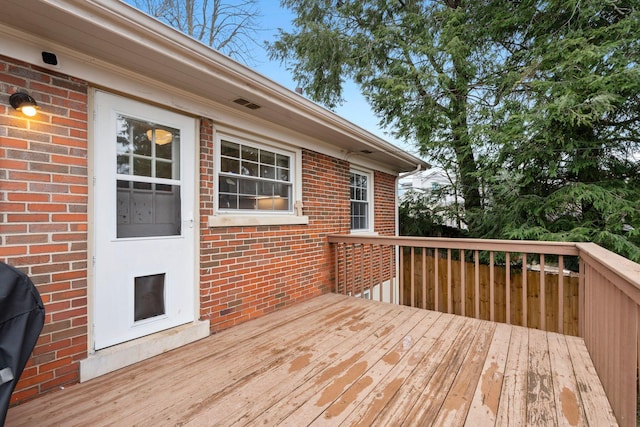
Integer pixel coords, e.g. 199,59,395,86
399,169,464,229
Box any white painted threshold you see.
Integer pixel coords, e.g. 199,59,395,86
79,320,210,382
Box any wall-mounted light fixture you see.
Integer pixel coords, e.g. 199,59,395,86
9,92,39,117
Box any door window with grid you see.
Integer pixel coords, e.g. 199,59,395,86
116,115,181,238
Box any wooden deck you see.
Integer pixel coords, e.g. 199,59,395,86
6,294,617,426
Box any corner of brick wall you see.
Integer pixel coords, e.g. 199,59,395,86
0,56,89,404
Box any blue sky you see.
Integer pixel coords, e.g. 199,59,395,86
249,1,416,154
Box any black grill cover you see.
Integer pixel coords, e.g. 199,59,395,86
0,262,45,426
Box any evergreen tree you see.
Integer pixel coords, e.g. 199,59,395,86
271,0,640,260
269,0,495,230
480,0,640,260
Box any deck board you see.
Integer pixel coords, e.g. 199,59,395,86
465,322,511,426
495,325,529,425
6,293,617,426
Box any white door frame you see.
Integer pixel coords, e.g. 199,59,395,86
91,90,198,350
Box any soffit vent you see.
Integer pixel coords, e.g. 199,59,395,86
233,98,261,110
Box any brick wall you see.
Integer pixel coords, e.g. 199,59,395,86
374,170,397,236
0,56,89,403
1,57,400,404
199,122,353,331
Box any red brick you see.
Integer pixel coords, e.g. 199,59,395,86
0,158,28,170
51,213,86,222
0,246,27,256
30,243,68,254
8,193,49,202
27,203,67,212
51,154,86,166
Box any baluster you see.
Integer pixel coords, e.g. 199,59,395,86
367,244,373,299
434,248,440,312
461,249,466,317
522,253,528,327
359,244,365,298
475,250,480,319
391,245,396,304
447,248,452,314
506,252,511,324
540,254,546,330
490,251,495,322
399,247,405,305
422,248,427,310
558,255,564,334
378,245,383,302
410,247,415,308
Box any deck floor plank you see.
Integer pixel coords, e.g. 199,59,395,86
5,294,617,427
565,335,619,426
547,332,586,426
425,320,497,426
526,328,556,426
495,325,529,426
465,322,512,426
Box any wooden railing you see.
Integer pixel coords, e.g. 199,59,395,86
328,234,640,427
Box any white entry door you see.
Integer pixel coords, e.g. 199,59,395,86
93,91,196,350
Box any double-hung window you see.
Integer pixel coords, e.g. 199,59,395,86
350,170,372,231
218,138,293,213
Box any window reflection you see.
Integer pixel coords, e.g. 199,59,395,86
218,139,293,212
116,115,182,239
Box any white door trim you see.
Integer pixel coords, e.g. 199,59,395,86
91,90,201,351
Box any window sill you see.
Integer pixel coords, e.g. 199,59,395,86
208,215,309,228
350,230,379,236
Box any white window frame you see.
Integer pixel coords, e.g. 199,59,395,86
350,168,374,233
208,134,308,227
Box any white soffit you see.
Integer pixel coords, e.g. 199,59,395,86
0,0,427,173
